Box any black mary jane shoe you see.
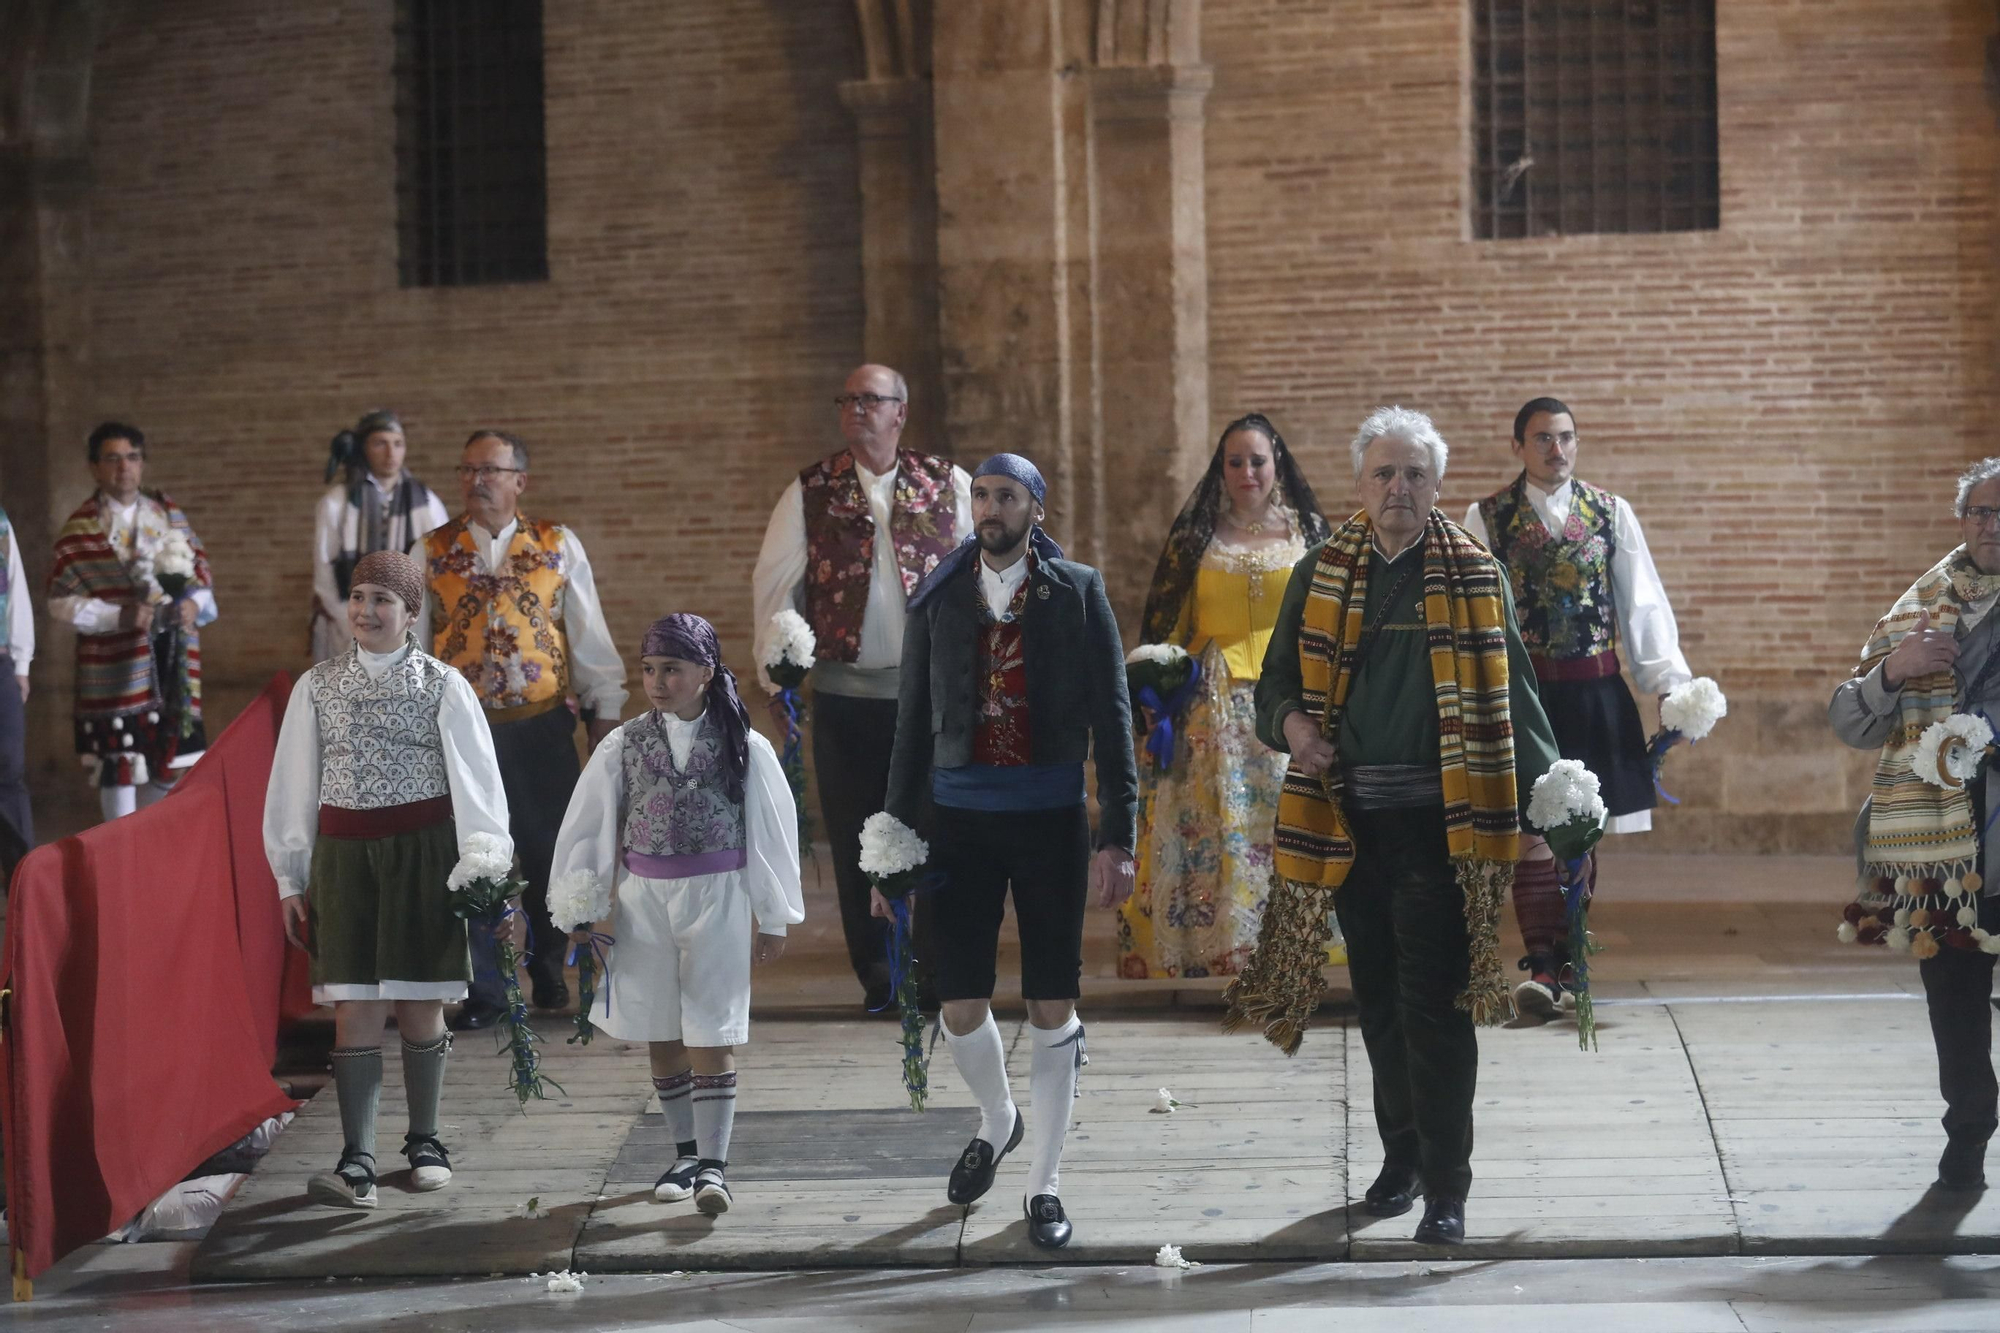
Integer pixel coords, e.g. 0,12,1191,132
1412,1195,1466,1245
1025,1193,1073,1250
946,1111,1024,1205
448,1002,502,1032
1361,1163,1421,1218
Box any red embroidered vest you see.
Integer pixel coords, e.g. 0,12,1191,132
799,448,959,663
973,561,1034,767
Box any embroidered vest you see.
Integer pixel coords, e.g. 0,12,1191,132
311,642,452,809
620,711,746,858
972,564,1034,767
799,448,960,663
0,505,11,654
423,515,570,708
1477,475,1620,662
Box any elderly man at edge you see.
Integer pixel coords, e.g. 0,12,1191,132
414,429,628,1029
1224,406,1560,1246
751,363,971,1012
1830,456,2000,1192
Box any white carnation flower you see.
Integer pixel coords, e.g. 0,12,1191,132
761,609,817,671
1152,1244,1198,1269
547,869,611,932
154,532,198,578
1125,643,1190,667
1659,677,1727,742
857,811,928,877
544,1270,585,1293
448,831,515,891
1526,759,1607,831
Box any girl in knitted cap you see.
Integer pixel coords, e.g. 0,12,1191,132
264,549,513,1209
549,612,803,1215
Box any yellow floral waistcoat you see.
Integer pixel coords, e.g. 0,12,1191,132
423,516,570,711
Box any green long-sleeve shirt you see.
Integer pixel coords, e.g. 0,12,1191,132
1254,538,1561,820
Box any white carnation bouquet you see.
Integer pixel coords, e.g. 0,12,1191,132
763,609,816,850
548,869,616,1047
153,532,198,599
446,833,560,1103
1526,759,1609,1049
1910,713,1995,789
1125,643,1202,770
860,811,933,1110
1646,677,1728,800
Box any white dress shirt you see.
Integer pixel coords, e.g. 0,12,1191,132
750,458,974,693
409,517,629,717
5,524,32,673
263,640,514,902
1463,478,1692,835
47,493,220,634
1461,479,1691,696
979,550,1031,621
550,716,805,936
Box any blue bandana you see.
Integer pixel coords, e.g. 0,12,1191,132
973,452,1047,505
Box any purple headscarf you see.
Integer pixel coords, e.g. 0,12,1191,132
639,612,751,803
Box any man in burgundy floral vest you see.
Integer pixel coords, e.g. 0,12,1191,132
751,364,971,1011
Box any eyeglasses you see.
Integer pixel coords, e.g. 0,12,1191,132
455,465,525,481
1530,432,1579,449
833,393,905,411
1965,506,2000,527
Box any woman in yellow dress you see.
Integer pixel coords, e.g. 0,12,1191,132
1117,414,1341,978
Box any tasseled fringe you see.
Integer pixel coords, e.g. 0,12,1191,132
1220,874,1338,1057
1453,857,1515,1027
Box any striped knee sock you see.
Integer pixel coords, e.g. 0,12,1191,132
654,1070,696,1156
692,1071,737,1166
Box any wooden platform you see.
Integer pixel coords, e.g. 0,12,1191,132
191,992,2000,1279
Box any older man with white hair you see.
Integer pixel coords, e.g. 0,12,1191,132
1830,456,2000,1192
1225,406,1560,1245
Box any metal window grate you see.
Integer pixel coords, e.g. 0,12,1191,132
1472,0,1719,240
395,0,549,287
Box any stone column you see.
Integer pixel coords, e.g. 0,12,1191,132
838,76,945,452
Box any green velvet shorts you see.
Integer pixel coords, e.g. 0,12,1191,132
307,821,471,990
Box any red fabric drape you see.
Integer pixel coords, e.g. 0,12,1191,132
2,674,304,1286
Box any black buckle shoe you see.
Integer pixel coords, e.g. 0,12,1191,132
448,1002,502,1031
1413,1194,1465,1245
947,1111,1024,1205
1025,1193,1072,1249
1361,1163,1420,1218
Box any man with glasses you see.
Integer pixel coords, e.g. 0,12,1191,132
1831,457,2000,1191
415,429,627,1030
48,422,219,822
751,364,971,1012
1462,397,1691,1021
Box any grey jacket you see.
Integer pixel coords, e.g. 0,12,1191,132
886,552,1140,853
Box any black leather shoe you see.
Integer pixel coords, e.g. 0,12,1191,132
1362,1163,1421,1218
1413,1195,1466,1245
947,1111,1024,1205
1025,1193,1072,1249
1938,1140,1989,1191
531,976,570,1011
448,1003,502,1032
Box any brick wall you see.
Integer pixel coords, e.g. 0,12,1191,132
1201,0,1997,850
25,0,1997,851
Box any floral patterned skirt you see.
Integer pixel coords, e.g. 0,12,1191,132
1117,652,1344,979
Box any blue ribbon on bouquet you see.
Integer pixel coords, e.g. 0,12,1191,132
565,930,616,1007
776,686,804,767
1558,855,1598,1051
1135,656,1204,771
1644,727,1684,805
883,870,946,1111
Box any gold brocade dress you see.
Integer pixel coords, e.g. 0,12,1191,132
1117,533,1347,978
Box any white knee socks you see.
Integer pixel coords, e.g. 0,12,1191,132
943,1012,1018,1149
692,1071,737,1165
1025,1013,1084,1199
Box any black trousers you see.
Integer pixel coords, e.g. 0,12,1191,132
813,691,903,994
1920,893,2000,1161
1333,804,1478,1200
929,802,1091,1002
468,704,581,1006
0,653,30,881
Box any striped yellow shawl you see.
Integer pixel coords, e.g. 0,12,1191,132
1224,510,1521,1053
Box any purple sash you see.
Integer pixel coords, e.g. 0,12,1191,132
621,847,747,880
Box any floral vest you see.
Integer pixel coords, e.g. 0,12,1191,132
423,515,569,709
972,562,1034,767
620,710,745,858
1477,475,1620,663
312,642,452,809
799,448,960,662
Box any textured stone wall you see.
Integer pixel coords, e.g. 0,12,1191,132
8,0,1996,852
